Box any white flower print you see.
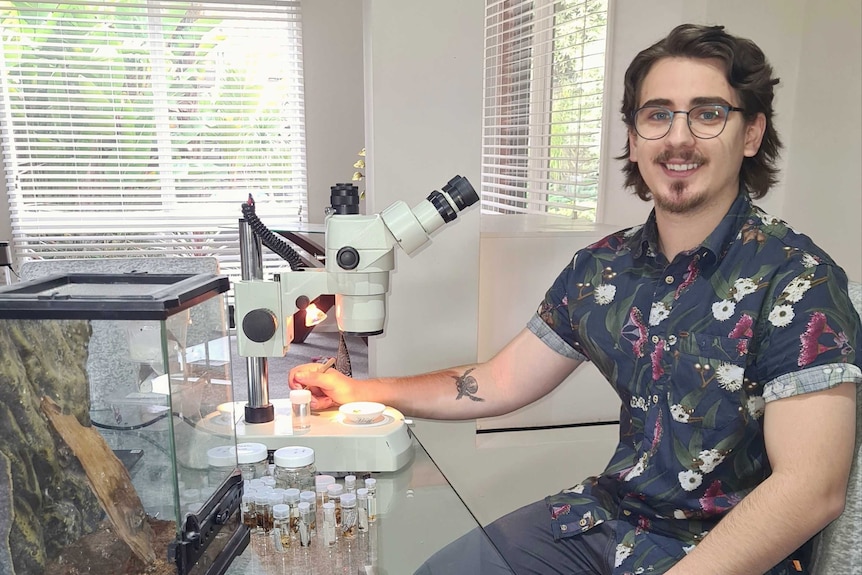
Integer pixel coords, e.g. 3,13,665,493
670,404,690,423
802,253,820,268
673,509,688,519
563,483,585,494
715,363,744,392
623,224,643,238
732,277,758,302
746,395,765,419
782,277,811,303
768,304,795,328
678,470,703,492
630,395,648,411
761,214,781,226
649,301,671,326
697,449,726,474
614,543,633,568
624,453,649,482
712,299,736,321
594,283,616,305
683,544,696,555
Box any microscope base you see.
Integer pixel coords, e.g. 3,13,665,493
200,400,413,473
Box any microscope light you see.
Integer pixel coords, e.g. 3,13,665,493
304,303,327,327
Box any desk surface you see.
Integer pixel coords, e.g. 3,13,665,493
225,430,507,574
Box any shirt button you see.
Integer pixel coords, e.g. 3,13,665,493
651,335,660,343
579,519,587,526
652,394,659,404
664,275,674,284
623,510,631,516
560,524,568,531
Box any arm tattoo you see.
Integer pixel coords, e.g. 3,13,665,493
451,368,485,402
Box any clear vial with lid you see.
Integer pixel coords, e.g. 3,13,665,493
322,502,337,547
236,442,269,480
298,501,313,547
299,490,316,531
241,493,257,531
272,503,291,553
356,488,368,531
284,488,301,535
290,389,312,433
326,483,344,526
273,446,317,491
315,474,335,507
340,493,357,540
255,490,274,533
365,478,377,522
206,445,237,487
344,475,357,494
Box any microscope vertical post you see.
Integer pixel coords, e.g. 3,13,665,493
239,219,273,422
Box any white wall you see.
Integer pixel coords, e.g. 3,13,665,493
301,0,365,225
362,0,483,378
781,0,862,282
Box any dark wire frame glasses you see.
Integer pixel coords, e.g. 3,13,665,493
632,104,746,140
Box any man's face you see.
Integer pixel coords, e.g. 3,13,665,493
628,57,765,215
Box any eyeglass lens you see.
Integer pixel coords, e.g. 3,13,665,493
634,105,731,140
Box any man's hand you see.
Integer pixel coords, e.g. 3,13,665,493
289,363,357,410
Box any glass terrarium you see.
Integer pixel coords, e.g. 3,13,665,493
0,272,249,575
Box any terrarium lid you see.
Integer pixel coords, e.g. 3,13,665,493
0,272,229,320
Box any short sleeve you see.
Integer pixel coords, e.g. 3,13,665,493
752,262,862,402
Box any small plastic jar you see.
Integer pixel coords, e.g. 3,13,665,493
273,446,317,491
236,442,269,480
206,445,237,487
289,389,312,433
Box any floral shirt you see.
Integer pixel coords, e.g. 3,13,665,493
530,192,862,574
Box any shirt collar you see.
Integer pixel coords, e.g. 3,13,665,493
624,190,754,264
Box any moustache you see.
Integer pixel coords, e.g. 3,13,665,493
653,151,707,165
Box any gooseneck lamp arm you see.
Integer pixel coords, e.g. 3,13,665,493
235,175,478,424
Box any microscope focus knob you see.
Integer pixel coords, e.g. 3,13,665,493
336,246,360,270
242,309,278,343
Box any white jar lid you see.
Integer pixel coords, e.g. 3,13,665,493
315,475,335,491
290,389,312,404
235,442,268,464
273,503,290,519
207,445,237,468
340,493,356,507
273,445,315,468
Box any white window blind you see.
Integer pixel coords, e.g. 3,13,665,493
482,0,608,221
0,0,306,280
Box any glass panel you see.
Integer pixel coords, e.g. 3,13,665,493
226,435,510,574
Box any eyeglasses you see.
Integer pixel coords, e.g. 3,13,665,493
632,104,745,140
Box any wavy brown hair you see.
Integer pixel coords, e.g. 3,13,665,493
618,24,782,201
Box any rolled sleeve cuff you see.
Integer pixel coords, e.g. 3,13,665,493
763,363,862,403
527,313,589,362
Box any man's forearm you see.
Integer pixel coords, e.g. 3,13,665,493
356,365,513,420
668,471,845,574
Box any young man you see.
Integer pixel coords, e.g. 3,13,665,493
290,24,861,574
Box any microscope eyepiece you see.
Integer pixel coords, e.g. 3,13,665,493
330,183,360,215
441,175,478,211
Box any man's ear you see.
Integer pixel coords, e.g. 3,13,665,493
744,113,767,157
629,128,639,162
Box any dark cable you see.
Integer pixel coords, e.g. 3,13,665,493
241,194,306,271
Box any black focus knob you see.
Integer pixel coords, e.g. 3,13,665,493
336,246,360,270
242,309,278,343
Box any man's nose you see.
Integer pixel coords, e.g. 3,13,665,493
665,111,696,145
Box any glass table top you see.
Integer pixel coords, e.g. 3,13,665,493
225,430,509,574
